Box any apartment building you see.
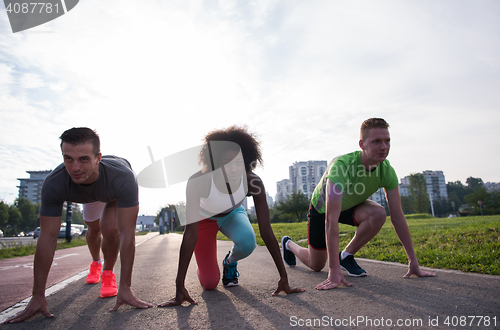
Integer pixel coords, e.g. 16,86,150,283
275,160,327,204
17,170,51,205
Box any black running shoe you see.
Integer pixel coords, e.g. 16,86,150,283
281,236,296,267
222,251,239,286
339,253,367,277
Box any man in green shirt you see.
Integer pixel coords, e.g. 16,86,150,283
282,118,435,290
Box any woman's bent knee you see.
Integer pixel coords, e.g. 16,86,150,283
197,268,219,290
240,240,256,257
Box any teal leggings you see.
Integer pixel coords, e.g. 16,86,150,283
194,206,256,289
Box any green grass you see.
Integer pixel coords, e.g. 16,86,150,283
216,215,500,276
0,237,88,259
0,232,151,259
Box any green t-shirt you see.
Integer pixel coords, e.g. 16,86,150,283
311,151,399,213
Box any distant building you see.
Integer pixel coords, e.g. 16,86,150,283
369,187,387,205
423,170,448,201
275,178,292,204
17,170,51,204
399,170,448,202
249,206,256,217
484,182,500,192
275,160,328,204
289,161,327,199
369,171,448,209
249,193,274,216
399,177,411,197
266,192,274,207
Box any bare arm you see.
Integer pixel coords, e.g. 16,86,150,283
110,205,152,310
4,215,61,323
249,173,304,295
386,187,435,278
117,206,139,288
316,179,352,290
158,176,201,307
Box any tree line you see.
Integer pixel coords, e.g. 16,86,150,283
253,175,499,223
401,174,497,217
0,198,83,237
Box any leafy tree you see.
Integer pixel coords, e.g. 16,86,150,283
72,209,84,224
400,195,414,215
0,200,9,229
432,197,450,218
61,203,84,225
446,176,486,214
409,173,430,213
465,187,491,215
276,192,310,222
466,177,484,190
7,205,23,236
15,197,38,232
447,180,468,208
268,204,283,223
486,192,500,215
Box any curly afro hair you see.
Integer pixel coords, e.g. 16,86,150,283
199,125,263,173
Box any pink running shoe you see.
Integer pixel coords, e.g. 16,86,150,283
100,270,118,298
86,261,102,284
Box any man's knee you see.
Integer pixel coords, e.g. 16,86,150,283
371,206,387,227
100,222,119,239
85,221,101,236
309,248,327,272
356,203,387,228
311,261,325,272
100,201,119,239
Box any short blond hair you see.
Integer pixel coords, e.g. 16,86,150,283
360,118,389,141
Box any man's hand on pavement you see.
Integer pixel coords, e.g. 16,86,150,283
110,287,153,311
315,271,353,290
3,295,53,324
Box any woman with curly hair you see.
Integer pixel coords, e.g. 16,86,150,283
160,125,303,307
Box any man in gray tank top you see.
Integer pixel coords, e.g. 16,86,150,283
5,127,152,324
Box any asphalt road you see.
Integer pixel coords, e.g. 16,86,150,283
1,232,499,329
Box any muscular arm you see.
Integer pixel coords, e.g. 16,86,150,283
249,173,304,295
110,205,153,310
34,216,62,295
251,175,286,277
386,187,435,278
175,223,198,286
116,205,140,289
325,180,343,274
176,177,202,289
159,175,202,307
316,179,352,289
4,215,61,323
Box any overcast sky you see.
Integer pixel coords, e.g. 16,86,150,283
1,0,499,215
